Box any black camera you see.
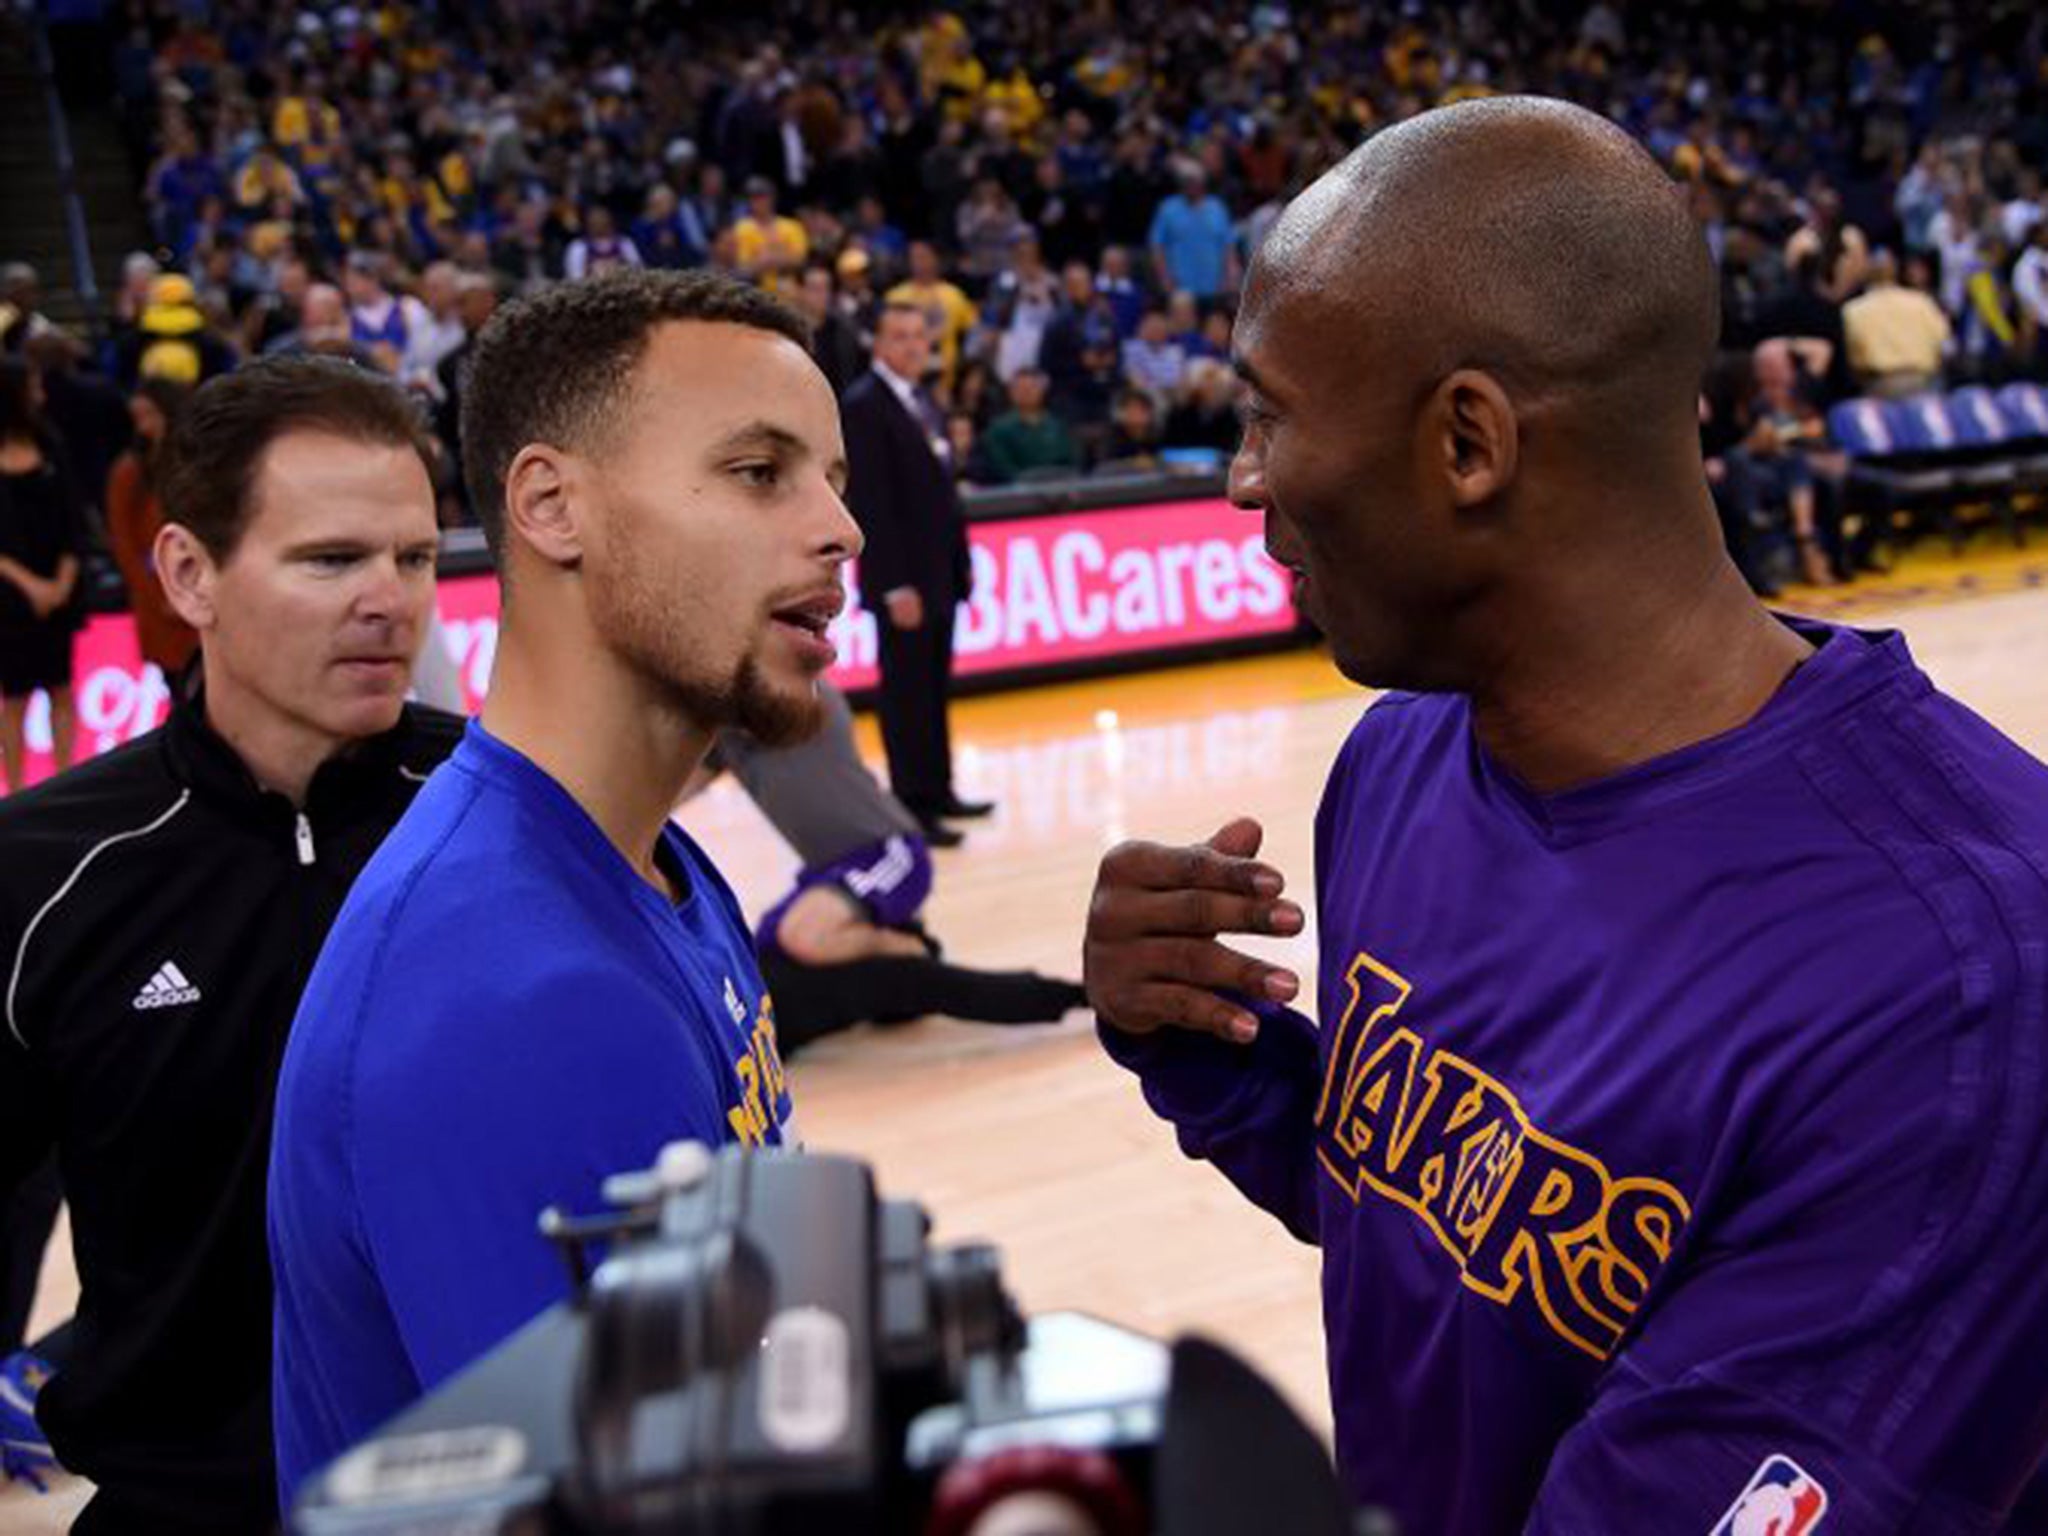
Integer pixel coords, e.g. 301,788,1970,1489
290,1143,1382,1536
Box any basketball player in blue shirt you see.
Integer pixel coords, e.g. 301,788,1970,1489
268,271,861,1502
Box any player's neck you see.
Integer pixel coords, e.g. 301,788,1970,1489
1466,552,1812,797
198,656,349,808
482,621,712,898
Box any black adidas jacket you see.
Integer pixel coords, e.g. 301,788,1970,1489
0,695,461,1533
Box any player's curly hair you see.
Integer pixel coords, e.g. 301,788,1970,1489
459,269,810,570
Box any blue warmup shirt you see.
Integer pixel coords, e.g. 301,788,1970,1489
267,721,792,1505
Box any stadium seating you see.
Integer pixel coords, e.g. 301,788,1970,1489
1829,391,2036,551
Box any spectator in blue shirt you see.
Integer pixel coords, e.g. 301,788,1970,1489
851,194,909,270
1096,244,1147,337
1054,109,1108,193
1148,170,1238,300
1168,290,1225,359
1122,308,1189,398
631,183,705,269
146,122,228,257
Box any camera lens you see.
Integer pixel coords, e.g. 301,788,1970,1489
925,1243,1024,1387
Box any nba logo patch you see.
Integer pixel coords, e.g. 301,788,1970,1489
1709,1455,1828,1535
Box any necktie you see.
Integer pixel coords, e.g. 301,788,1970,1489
912,386,953,467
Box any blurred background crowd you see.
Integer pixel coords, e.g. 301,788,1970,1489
2,0,2045,686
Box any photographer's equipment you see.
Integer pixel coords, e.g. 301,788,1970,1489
292,1144,1373,1535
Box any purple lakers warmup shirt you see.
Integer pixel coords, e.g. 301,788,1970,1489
1107,621,2048,1533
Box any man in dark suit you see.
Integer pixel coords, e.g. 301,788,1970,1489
796,261,868,398
840,303,992,842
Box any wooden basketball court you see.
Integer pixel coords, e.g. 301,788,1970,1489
7,543,2048,1531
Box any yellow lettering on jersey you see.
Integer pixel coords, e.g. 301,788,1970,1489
726,995,791,1148
1314,952,1691,1360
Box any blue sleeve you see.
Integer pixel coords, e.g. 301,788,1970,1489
350,962,735,1392
1099,998,1323,1244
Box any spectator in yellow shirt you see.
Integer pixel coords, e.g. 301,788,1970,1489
232,148,304,213
378,150,455,228
733,177,809,292
272,78,343,176
886,240,977,390
983,66,1045,141
1842,251,1951,397
436,146,474,211
920,13,986,119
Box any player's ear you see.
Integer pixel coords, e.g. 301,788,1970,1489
1432,369,1519,510
155,523,221,632
502,444,585,571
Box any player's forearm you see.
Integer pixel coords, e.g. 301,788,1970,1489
1099,1001,1323,1243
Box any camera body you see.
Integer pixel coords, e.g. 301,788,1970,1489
292,1144,1367,1536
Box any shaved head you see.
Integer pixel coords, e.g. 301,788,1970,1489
1257,96,1718,441
1229,96,1730,693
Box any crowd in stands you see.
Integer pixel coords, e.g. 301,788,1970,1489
3,0,2046,643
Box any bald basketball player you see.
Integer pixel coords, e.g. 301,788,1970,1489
1086,98,2048,1533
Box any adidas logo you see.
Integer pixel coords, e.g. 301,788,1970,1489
133,962,202,1011
723,976,747,1026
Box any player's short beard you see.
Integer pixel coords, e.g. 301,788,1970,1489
713,650,821,747
595,538,822,748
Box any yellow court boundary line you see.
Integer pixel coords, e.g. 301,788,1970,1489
1777,554,2048,622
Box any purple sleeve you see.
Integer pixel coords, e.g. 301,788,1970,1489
1527,1378,1982,1534
1098,999,1322,1244
1526,936,2048,1534
1519,1194,2048,1534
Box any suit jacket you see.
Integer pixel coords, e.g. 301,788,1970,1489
841,371,972,612
810,313,868,398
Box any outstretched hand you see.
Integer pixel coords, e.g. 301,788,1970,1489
1083,817,1304,1044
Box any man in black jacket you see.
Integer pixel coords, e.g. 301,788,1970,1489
794,261,868,398
839,303,992,839
0,355,459,1532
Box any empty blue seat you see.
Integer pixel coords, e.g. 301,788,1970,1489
1948,387,2013,448
1993,383,2048,490
1826,396,1954,502
1827,397,1903,457
1887,393,1962,454
1997,383,2048,440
